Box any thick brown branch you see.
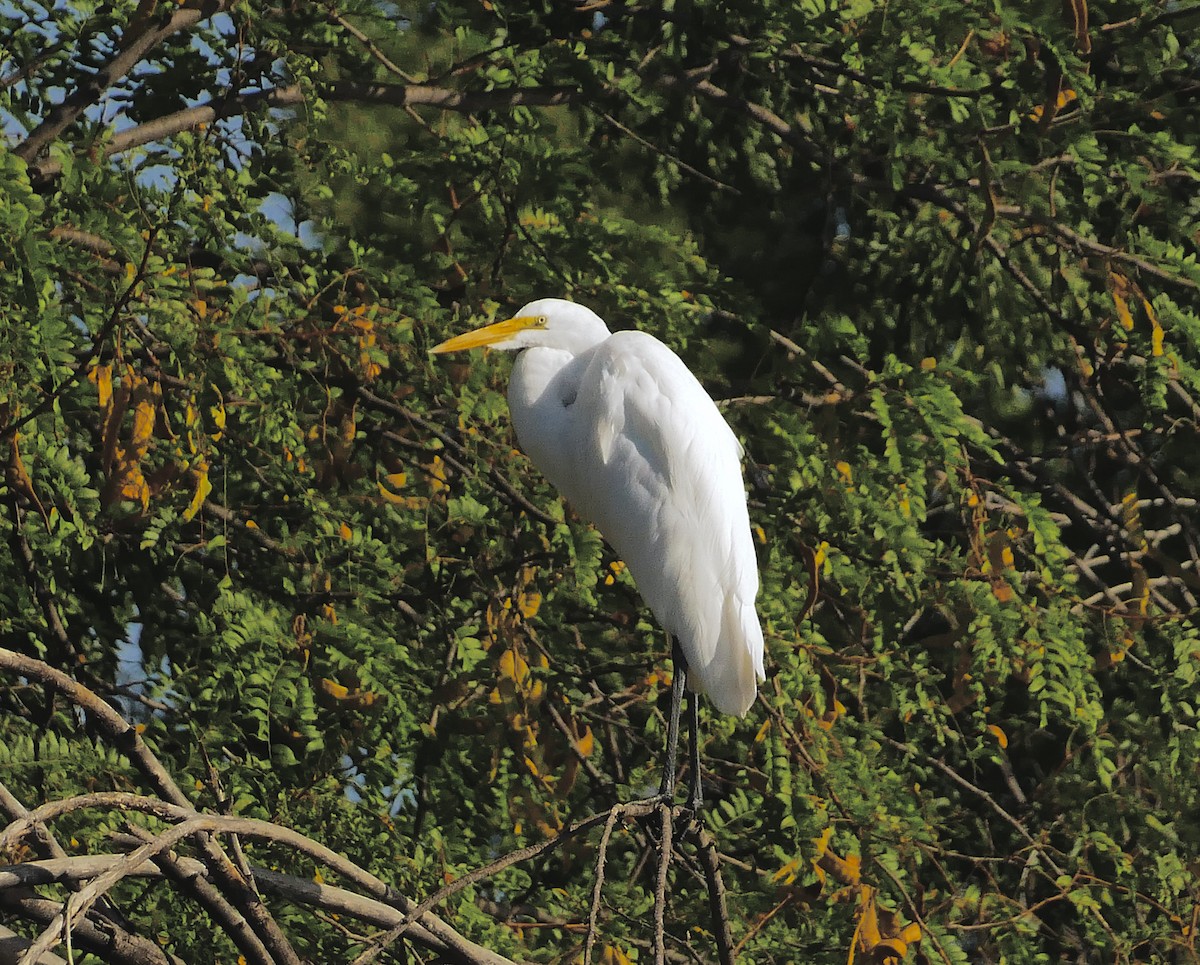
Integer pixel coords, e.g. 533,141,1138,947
27,80,575,184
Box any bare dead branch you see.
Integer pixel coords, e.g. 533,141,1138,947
695,828,735,965
0,902,166,965
654,802,673,965
584,806,623,963
0,924,66,965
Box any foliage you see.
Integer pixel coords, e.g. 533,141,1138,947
1,0,1199,962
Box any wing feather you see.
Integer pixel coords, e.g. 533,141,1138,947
557,330,765,716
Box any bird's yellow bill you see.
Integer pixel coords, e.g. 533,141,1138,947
430,315,545,353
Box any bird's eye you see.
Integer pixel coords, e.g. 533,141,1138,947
537,315,548,327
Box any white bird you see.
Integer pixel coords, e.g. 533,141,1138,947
432,298,765,806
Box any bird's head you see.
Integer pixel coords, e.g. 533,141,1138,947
431,298,610,356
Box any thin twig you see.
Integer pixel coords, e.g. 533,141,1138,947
584,806,623,963
326,7,420,82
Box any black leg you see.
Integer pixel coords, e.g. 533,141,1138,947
658,634,687,800
686,691,703,812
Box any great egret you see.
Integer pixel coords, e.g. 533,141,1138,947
432,298,765,807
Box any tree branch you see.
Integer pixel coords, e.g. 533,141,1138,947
0,652,299,965
14,0,231,164
0,847,510,965
696,828,735,965
26,80,576,184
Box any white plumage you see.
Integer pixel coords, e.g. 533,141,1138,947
432,298,765,717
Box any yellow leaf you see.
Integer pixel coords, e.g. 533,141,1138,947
1113,291,1134,330
835,460,853,484
377,479,408,505
119,471,150,510
131,399,155,450
499,648,532,689
810,826,833,882
577,726,595,757
1147,300,1165,356
987,724,1009,749
89,364,113,411
9,432,35,501
771,858,801,884
321,678,350,699
194,298,208,319
754,718,771,743
210,398,226,440
518,591,541,619
1109,271,1135,330
602,945,633,965
900,922,922,944
858,885,883,947
426,454,448,493
386,471,407,488
182,462,211,522
920,356,937,371
339,522,353,541
1000,546,1014,567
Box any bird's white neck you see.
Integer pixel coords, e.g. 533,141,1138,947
507,347,588,493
